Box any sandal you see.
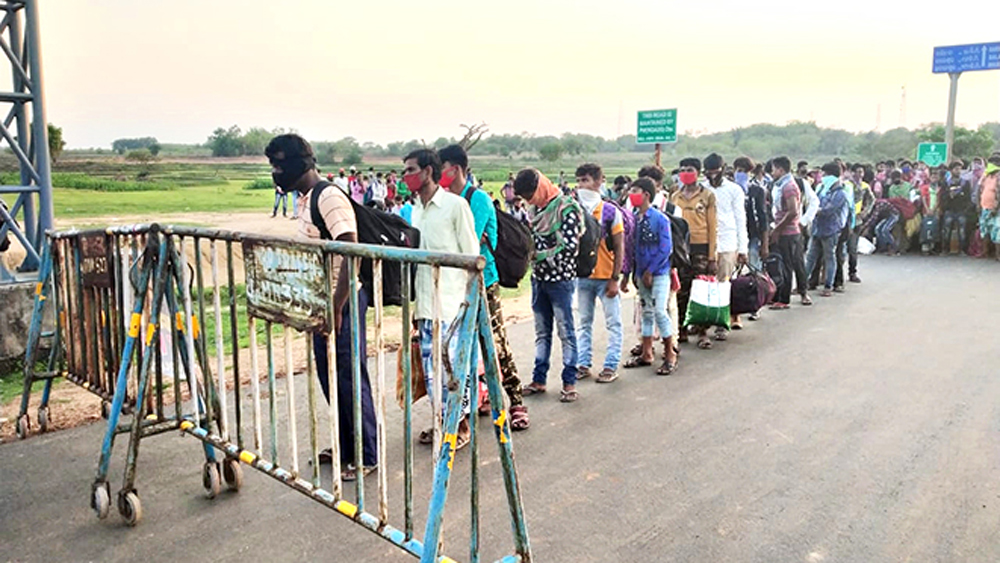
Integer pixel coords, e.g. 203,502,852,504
656,359,677,376
521,383,546,396
418,428,434,445
559,388,579,403
714,329,728,342
596,368,619,384
769,303,790,310
697,337,713,350
478,395,491,417
341,464,377,482
577,366,593,380
801,295,813,306
509,405,530,431
629,343,643,357
623,356,652,369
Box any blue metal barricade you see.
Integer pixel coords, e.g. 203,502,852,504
19,223,532,562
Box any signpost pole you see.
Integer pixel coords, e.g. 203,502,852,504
945,72,961,162
654,143,661,168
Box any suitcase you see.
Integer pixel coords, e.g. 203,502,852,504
730,265,776,314
920,216,940,245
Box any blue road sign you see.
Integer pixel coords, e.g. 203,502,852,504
933,42,1000,74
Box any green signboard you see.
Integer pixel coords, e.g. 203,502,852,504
917,142,948,167
637,109,677,144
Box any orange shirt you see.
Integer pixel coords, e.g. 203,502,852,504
589,201,624,280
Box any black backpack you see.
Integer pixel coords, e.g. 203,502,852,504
462,186,533,289
662,201,691,270
310,181,419,307
763,252,788,297
577,211,601,278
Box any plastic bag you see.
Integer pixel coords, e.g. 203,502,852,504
683,275,731,329
858,236,875,255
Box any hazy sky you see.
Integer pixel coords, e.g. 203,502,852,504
36,0,1000,149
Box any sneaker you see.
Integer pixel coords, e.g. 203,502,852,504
748,311,761,321
820,288,833,297
849,275,862,283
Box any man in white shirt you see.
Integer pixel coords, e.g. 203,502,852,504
702,153,747,340
333,168,349,195
404,148,479,452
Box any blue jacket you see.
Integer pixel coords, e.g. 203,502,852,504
634,207,672,277
811,177,850,238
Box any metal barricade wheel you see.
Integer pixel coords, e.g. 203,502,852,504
37,406,49,432
202,462,221,499
15,414,29,439
92,483,110,520
118,491,142,526
222,459,243,492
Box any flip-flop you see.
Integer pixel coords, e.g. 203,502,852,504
623,357,652,369
559,388,579,403
521,383,546,396
596,369,619,384
629,343,643,357
801,296,813,306
342,464,377,482
576,366,593,380
697,338,713,350
656,360,677,376
418,428,434,445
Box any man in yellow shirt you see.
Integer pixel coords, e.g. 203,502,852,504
671,157,718,350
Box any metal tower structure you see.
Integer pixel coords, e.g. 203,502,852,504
0,0,52,283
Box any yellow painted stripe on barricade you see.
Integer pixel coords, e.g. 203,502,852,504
494,409,509,444
192,315,200,339
39,294,45,302
35,282,42,295
128,313,141,338
239,450,256,464
336,500,358,518
440,558,458,563
145,323,157,346
443,433,458,470
180,420,194,431
175,312,184,332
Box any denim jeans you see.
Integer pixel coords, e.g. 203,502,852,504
272,191,287,215
805,234,838,290
575,277,622,371
531,278,577,387
942,211,969,252
312,288,377,466
418,319,471,416
638,274,673,339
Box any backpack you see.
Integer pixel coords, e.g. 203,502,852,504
310,181,419,307
661,201,691,270
577,211,601,278
599,199,635,275
763,253,788,299
462,186,534,289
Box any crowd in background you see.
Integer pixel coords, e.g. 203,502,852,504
262,131,1000,479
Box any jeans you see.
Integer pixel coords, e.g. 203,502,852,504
806,234,838,290
418,319,472,416
531,278,577,387
575,278,622,371
834,225,851,287
748,238,763,271
638,274,672,338
848,227,859,277
942,211,969,252
875,213,899,251
313,289,377,467
775,234,808,303
291,192,299,217
272,191,288,216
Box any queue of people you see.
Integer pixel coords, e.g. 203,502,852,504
265,131,1000,482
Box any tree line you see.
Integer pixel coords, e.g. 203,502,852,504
107,121,1000,166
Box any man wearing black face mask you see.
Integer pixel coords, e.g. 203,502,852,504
265,134,376,482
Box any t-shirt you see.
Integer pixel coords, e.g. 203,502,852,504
578,191,623,280
670,186,717,257
772,175,802,236
298,182,357,295
887,181,912,200
461,182,499,288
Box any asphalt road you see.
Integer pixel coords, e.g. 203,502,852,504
3,254,1000,562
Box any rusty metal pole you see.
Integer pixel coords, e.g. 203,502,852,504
655,142,662,169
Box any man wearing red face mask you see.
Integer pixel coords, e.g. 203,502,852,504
670,157,717,350
405,148,480,451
